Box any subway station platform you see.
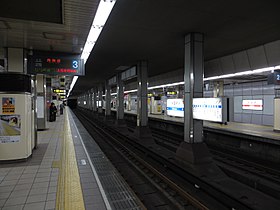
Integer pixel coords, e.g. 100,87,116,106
120,109,280,143
0,108,143,210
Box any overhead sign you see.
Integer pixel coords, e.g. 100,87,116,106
53,89,66,93
242,99,263,111
28,55,84,76
267,70,280,85
167,99,184,117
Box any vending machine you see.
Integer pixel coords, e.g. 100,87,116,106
0,73,32,161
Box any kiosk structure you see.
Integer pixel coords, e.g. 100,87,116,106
0,74,32,161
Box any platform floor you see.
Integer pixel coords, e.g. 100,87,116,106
121,109,280,141
0,108,142,210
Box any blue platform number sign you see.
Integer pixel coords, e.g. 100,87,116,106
72,60,78,69
277,74,280,81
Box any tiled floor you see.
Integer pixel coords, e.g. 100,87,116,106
0,115,62,210
1,108,144,210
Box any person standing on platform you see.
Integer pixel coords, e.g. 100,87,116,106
49,102,57,122
60,103,64,115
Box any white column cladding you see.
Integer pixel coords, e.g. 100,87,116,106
36,74,47,129
213,81,224,97
98,84,103,113
117,73,124,120
7,48,24,73
137,61,148,127
184,33,204,143
105,81,111,116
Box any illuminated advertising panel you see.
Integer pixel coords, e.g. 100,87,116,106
193,98,223,122
167,99,184,117
242,100,263,111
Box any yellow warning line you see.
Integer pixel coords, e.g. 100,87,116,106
56,111,85,210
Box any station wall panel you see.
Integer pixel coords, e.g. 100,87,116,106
252,114,262,125
246,46,268,69
263,95,274,115
234,113,242,122
204,59,222,78
264,40,280,66
232,51,251,73
220,55,235,75
242,113,252,123
205,81,276,126
263,115,274,126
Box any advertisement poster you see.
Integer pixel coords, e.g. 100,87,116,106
0,115,21,143
2,97,15,114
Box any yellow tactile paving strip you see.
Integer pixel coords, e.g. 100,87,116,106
56,111,85,210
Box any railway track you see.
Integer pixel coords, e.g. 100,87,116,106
74,109,258,210
150,128,280,199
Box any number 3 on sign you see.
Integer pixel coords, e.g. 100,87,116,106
72,60,78,69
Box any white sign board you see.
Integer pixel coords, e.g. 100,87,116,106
193,98,223,122
242,100,263,111
167,99,184,117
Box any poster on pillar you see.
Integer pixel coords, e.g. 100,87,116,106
2,97,15,114
0,114,21,143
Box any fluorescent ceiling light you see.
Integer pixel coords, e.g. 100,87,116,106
81,0,116,63
70,0,116,98
122,65,280,93
67,76,79,98
203,66,278,81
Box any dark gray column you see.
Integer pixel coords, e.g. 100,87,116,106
184,33,204,143
137,61,148,127
105,81,111,116
92,87,97,112
117,73,124,120
98,84,103,113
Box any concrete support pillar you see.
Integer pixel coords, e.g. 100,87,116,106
134,61,155,144
92,87,97,112
183,33,204,144
36,75,47,130
136,61,148,127
117,73,124,120
176,33,225,179
105,81,111,116
98,84,103,113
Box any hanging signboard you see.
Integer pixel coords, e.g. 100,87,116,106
28,54,84,76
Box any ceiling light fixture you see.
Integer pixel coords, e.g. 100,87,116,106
81,0,116,63
68,0,116,99
120,65,280,94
